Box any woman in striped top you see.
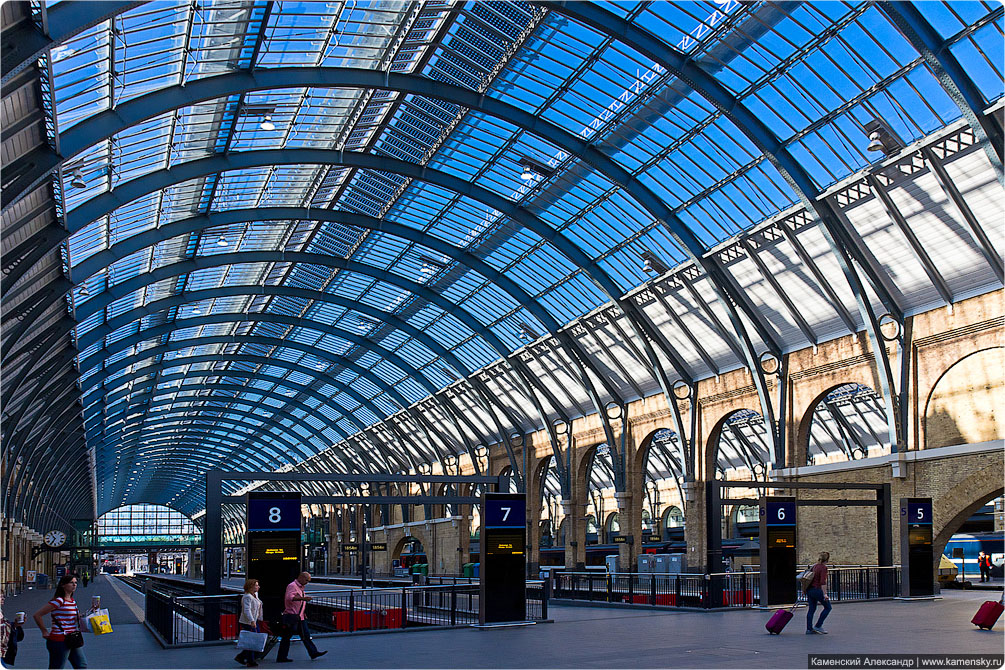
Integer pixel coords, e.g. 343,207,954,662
32,576,88,669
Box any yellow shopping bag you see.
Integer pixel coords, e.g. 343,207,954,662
88,613,113,635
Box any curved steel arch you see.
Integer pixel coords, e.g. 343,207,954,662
81,386,314,470
877,1,1004,186
91,402,329,469
65,249,552,476
541,0,922,461
95,428,293,507
75,305,491,456
80,312,480,460
87,380,356,450
55,146,703,477
80,330,461,459
5,66,703,454
95,427,283,494
61,148,745,472
80,352,420,471
95,414,307,475
0,1,142,86
82,369,377,474
91,412,308,474
32,66,750,413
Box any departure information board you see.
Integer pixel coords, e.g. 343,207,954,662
480,492,527,624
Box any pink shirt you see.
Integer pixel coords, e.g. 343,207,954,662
283,580,306,619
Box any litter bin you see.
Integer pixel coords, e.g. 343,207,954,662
472,563,480,578
418,563,429,576
462,563,474,578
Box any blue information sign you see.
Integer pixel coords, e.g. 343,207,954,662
765,500,796,526
905,501,932,525
248,497,301,532
484,496,526,529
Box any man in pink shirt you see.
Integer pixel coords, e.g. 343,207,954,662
275,572,327,662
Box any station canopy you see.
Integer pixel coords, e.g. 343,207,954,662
2,0,1002,526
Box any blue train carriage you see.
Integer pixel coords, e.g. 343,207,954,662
943,531,1004,580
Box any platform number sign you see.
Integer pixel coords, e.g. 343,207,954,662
765,500,796,526
248,497,301,532
484,496,526,529
905,501,932,525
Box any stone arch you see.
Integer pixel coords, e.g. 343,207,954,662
636,427,686,511
604,511,620,543
704,408,769,481
797,382,890,466
933,464,1005,564
535,455,564,535
728,503,759,538
922,347,1005,449
662,504,684,540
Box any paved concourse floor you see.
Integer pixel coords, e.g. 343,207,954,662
4,580,1001,670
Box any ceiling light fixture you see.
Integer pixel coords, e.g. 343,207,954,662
640,250,669,275
863,119,904,157
518,157,554,183
70,169,87,189
260,115,276,131
216,236,228,247
516,321,540,343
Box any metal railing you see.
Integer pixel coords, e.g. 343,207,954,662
145,582,549,646
551,567,900,609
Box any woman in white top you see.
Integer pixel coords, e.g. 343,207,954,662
235,579,264,668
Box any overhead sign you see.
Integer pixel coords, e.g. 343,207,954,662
341,543,360,552
612,535,630,544
763,500,796,527
904,501,932,525
484,496,526,529
370,543,387,552
247,494,301,532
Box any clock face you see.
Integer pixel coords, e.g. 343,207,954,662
44,530,66,548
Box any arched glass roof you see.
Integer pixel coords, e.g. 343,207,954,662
2,0,1001,525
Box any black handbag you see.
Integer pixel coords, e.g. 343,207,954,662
65,631,84,649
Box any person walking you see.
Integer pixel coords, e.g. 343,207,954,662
235,579,264,668
1,593,26,668
275,572,327,663
80,573,88,589
32,575,94,669
805,551,832,634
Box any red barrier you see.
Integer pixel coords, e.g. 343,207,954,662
333,608,404,631
625,594,676,606
219,614,238,639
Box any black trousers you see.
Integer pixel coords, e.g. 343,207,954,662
276,619,318,660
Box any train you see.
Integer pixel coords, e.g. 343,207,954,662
533,530,1002,576
943,531,1004,579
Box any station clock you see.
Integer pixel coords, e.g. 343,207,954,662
43,530,67,548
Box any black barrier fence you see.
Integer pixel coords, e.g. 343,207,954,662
551,567,900,609
144,582,549,646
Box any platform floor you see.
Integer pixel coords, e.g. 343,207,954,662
3,579,1001,669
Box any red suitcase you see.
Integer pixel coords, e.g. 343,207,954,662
971,599,1004,630
765,605,796,634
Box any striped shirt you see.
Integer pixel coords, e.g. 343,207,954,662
48,597,79,638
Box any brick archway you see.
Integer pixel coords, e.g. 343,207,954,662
703,408,763,480
922,347,1005,450
933,465,1004,560
795,382,887,466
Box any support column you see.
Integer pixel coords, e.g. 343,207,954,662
682,481,707,571
614,491,637,572
561,499,586,570
525,455,542,577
